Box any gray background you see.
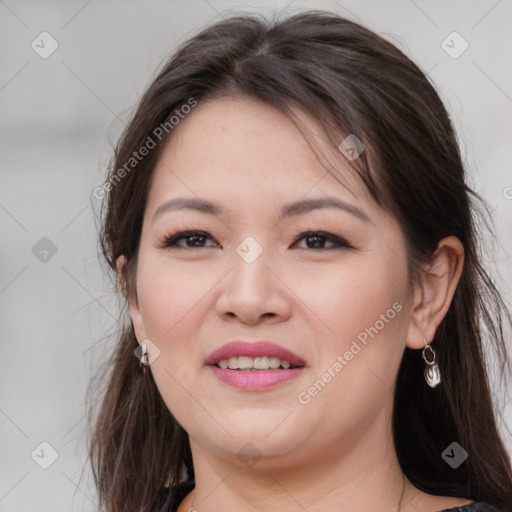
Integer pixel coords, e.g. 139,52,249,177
1,1,511,510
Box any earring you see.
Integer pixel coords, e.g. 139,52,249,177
139,343,149,373
422,337,441,388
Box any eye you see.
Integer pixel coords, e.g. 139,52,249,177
160,229,351,251
292,231,352,250
161,230,220,249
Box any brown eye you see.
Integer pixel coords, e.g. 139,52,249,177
163,231,220,249
293,231,351,250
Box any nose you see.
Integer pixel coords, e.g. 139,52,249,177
215,248,292,325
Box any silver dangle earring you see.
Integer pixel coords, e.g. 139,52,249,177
139,343,149,373
422,337,441,388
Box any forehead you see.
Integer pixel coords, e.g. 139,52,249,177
146,97,376,217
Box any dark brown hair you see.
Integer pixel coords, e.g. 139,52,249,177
87,10,512,512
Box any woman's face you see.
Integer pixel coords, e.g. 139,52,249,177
129,97,415,468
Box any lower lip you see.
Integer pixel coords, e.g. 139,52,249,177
208,365,304,390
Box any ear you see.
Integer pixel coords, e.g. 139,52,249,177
406,236,464,349
116,255,146,343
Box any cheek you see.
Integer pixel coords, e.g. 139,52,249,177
136,274,183,338
134,262,214,418
134,258,223,361
297,254,410,403
296,255,408,345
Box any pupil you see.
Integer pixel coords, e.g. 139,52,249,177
308,235,324,248
188,235,204,246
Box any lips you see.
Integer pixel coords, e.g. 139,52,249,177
205,341,306,368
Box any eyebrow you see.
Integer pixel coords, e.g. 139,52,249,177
153,196,370,222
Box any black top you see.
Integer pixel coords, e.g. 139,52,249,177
166,482,504,512
441,504,502,512
441,505,503,512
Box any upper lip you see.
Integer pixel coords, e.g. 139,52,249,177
205,341,307,367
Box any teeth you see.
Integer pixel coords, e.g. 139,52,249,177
238,356,252,370
253,357,269,370
216,356,296,370
269,357,281,369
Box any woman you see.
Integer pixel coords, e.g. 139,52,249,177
88,10,512,512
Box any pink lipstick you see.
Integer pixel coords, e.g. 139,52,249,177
205,341,306,391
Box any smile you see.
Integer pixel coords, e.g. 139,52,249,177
216,356,302,370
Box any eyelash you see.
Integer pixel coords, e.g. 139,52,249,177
159,229,352,251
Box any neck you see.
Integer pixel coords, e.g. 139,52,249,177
181,406,420,512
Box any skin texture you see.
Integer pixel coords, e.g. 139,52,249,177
121,97,469,511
